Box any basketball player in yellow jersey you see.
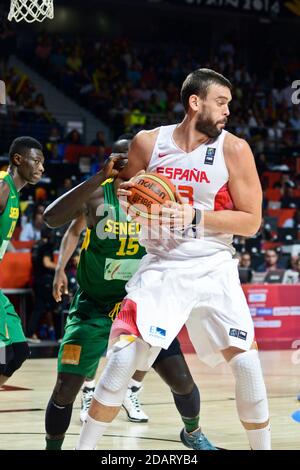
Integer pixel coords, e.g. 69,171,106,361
0,137,44,385
76,69,270,450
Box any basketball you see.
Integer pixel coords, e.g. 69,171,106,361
127,172,177,220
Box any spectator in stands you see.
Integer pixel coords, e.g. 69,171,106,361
289,107,300,143
27,226,57,341
256,153,269,174
20,200,44,227
290,107,300,129
49,42,67,70
0,21,16,67
289,254,300,271
35,186,48,203
66,48,82,73
90,145,107,175
296,259,300,283
281,184,297,209
35,36,52,64
33,93,48,117
66,129,82,145
267,119,283,149
57,177,73,197
47,126,62,144
240,252,252,269
19,212,44,241
238,252,253,283
125,108,146,133
256,249,282,272
90,130,106,147
35,202,45,216
282,174,296,189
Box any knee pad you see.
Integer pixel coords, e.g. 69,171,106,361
3,342,30,377
229,349,269,424
94,336,140,407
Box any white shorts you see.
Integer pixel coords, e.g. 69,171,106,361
124,250,254,367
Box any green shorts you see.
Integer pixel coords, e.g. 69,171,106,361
58,287,120,378
0,290,26,349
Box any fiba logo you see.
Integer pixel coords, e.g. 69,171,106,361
291,339,300,365
291,80,300,105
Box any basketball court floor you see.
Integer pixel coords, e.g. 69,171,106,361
0,350,299,450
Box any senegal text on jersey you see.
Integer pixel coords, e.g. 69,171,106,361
104,219,141,236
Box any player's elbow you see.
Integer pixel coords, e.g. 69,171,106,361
244,216,262,237
238,227,259,237
245,227,259,237
43,205,60,228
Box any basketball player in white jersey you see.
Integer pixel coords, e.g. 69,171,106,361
76,69,270,450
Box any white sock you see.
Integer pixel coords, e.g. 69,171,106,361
83,379,95,389
127,378,142,389
246,423,271,450
76,415,109,450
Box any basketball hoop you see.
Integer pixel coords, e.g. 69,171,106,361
8,0,54,23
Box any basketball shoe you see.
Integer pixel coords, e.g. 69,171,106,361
80,385,95,423
122,386,149,423
180,427,218,450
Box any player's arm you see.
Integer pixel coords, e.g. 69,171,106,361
0,180,10,214
164,135,262,237
53,214,86,302
202,136,262,237
115,129,158,192
44,155,124,228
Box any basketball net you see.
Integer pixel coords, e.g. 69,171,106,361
8,0,54,23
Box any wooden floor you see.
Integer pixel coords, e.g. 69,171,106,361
0,351,299,450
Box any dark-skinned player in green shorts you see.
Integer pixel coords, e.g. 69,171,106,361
0,137,44,385
44,137,215,451
51,214,150,426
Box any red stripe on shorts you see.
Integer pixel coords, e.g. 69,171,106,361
110,299,140,339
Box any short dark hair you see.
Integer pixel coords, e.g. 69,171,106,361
181,68,232,112
112,134,134,153
9,136,43,163
112,139,131,154
117,133,134,141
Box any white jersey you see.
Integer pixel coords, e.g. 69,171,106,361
140,124,235,259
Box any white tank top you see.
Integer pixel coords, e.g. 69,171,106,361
140,124,235,259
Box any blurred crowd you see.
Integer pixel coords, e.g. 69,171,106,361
29,32,300,148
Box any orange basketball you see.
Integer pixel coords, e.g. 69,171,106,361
127,172,176,221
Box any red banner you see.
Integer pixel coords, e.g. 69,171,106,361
179,284,300,352
242,284,300,349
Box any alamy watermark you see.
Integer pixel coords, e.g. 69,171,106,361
95,201,203,242
291,80,300,105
